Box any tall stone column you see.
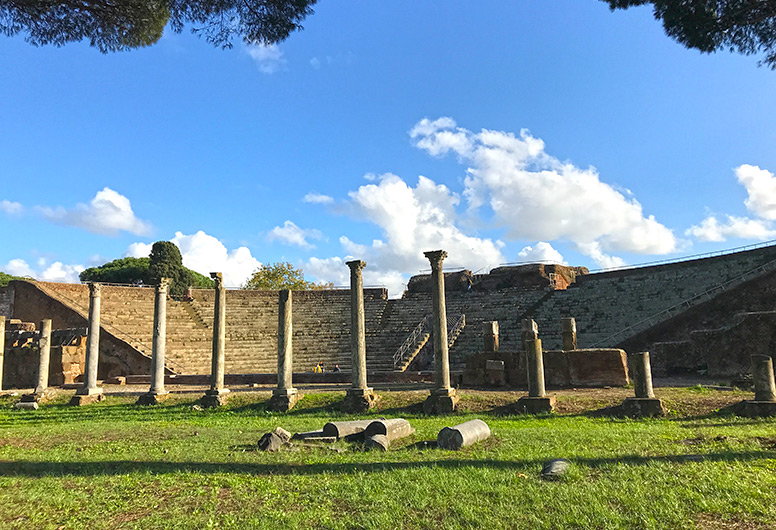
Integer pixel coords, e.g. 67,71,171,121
269,289,300,411
34,319,52,396
620,352,666,417
202,272,229,407
70,283,105,405
423,250,458,414
138,278,170,405
483,321,499,353
561,318,577,351
0,316,6,391
735,355,776,417
516,338,555,413
342,260,378,412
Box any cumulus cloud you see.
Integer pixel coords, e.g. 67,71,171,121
267,221,323,249
303,192,334,204
125,231,261,288
410,117,678,266
686,215,776,242
736,164,776,220
517,242,565,264
246,43,286,74
4,258,83,282
0,200,23,215
38,188,152,236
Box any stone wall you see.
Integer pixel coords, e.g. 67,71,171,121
0,286,13,318
2,328,87,389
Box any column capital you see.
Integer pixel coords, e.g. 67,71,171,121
423,250,448,269
346,260,367,273
88,282,102,296
156,277,171,292
210,272,224,287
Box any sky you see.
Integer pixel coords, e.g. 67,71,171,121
2,1,776,296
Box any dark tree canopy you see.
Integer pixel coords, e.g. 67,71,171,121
0,0,317,52
603,0,776,68
243,262,334,291
79,244,214,295
0,271,27,287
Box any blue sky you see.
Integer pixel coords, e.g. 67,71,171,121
2,1,776,295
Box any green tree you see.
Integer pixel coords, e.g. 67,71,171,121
243,262,334,290
79,257,151,284
0,271,27,287
603,0,776,68
1,0,317,53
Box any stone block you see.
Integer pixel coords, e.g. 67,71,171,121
733,400,776,418
14,401,38,410
619,397,667,417
323,419,374,439
437,419,491,450
515,396,556,414
200,389,230,408
136,392,170,406
567,349,629,387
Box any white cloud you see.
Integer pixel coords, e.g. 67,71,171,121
410,117,678,266
685,215,776,242
0,200,23,215
38,188,152,236
304,257,350,287
169,231,261,288
267,220,323,249
246,43,286,74
517,242,565,264
310,57,321,69
124,242,153,258
3,258,83,282
736,164,776,220
576,241,626,269
303,192,334,204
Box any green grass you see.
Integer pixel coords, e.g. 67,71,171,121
0,389,774,529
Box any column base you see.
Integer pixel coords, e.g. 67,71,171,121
75,386,103,396
733,400,776,418
620,397,666,417
341,387,379,413
69,393,106,406
423,388,459,415
136,391,170,406
515,396,556,414
200,388,230,408
268,388,301,412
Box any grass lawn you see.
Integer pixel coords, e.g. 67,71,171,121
0,386,774,529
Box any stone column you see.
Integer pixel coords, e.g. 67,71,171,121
202,272,229,407
342,260,378,412
269,289,300,411
521,318,538,351
483,321,499,353
34,319,52,396
621,352,666,416
422,250,458,414
71,283,105,405
516,338,555,413
0,316,5,391
735,355,776,417
561,318,577,351
138,278,170,405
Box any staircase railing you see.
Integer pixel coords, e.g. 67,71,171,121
447,313,466,347
393,315,430,369
589,257,776,348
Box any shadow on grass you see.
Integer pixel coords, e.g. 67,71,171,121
0,450,774,478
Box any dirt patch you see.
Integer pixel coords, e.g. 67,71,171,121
694,513,772,529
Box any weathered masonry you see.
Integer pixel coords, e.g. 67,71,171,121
2,243,776,382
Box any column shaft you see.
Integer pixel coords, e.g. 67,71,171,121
561,317,577,351
632,352,655,399
210,274,226,391
347,260,368,389
526,338,546,398
426,251,450,390
149,280,169,394
752,355,776,402
34,319,52,395
277,290,293,390
78,283,102,395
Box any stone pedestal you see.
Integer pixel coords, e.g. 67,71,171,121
619,352,665,417
201,273,229,408
138,279,170,406
621,397,667,417
423,250,457,414
269,388,300,412
515,396,557,414
72,283,103,405
423,387,459,414
342,387,378,413
483,321,499,353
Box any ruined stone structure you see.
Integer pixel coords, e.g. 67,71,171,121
2,242,776,381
